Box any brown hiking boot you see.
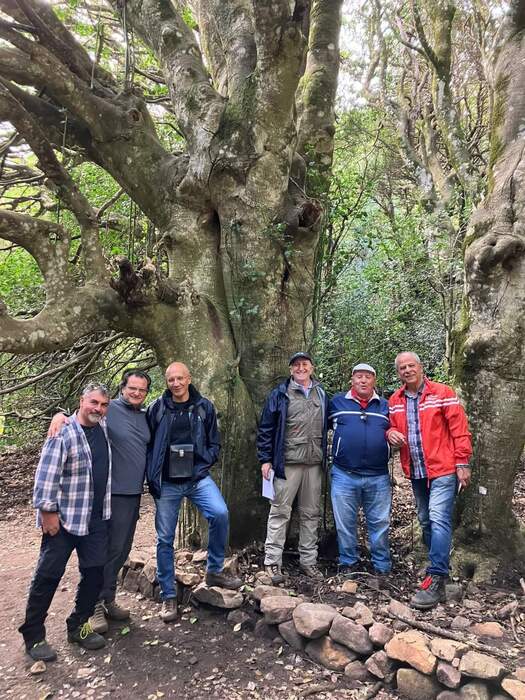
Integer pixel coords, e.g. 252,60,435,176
205,570,242,590
264,563,285,584
159,598,178,623
299,564,324,581
106,600,130,621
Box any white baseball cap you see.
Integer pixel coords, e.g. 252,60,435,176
352,363,376,375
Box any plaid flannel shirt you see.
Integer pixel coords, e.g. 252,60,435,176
33,413,112,536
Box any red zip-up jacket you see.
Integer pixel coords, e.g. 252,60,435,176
388,378,472,479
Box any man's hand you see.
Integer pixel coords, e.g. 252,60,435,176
47,413,68,438
456,466,472,489
261,462,273,480
388,429,406,447
41,511,60,536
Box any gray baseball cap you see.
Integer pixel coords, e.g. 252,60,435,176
352,363,376,375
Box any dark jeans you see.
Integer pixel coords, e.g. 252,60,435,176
100,494,140,603
19,520,109,649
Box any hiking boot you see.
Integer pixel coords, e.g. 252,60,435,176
89,601,108,634
159,598,178,623
264,563,285,585
410,574,447,610
205,570,242,590
68,621,106,650
27,639,57,662
299,563,324,581
106,600,130,621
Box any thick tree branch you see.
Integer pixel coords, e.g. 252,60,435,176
111,0,225,192
197,0,256,100
0,209,70,301
252,0,306,128
296,0,344,180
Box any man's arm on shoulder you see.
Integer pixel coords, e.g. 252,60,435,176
33,435,67,514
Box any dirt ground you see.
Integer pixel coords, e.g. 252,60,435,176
1,451,524,700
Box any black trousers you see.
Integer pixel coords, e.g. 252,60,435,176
100,494,141,603
19,520,109,649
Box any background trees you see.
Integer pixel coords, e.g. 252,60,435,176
1,0,524,569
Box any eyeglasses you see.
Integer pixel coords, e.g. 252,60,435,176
126,386,148,395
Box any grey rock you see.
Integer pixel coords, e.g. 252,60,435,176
436,660,462,689
396,668,442,700
369,621,394,647
450,615,471,630
342,602,374,627
260,595,302,624
305,636,358,671
388,598,415,621
278,621,306,651
344,660,373,682
459,651,504,681
292,603,338,639
192,584,243,609
122,568,140,592
459,681,491,700
250,585,290,604
329,614,373,655
227,609,253,630
365,650,395,679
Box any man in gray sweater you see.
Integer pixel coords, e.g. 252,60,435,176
48,369,151,632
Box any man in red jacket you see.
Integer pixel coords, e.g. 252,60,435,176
388,352,472,609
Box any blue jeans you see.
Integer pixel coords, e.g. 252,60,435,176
331,466,392,573
411,473,457,577
155,476,229,599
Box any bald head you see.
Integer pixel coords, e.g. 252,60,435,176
166,362,191,402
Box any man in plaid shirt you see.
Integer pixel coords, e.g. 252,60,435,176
19,383,112,662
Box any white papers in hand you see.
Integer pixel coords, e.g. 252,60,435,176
262,469,275,500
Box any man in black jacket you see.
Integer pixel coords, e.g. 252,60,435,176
147,362,241,622
256,352,329,584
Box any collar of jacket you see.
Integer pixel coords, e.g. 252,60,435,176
345,389,380,405
278,377,321,396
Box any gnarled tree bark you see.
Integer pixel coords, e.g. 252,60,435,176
0,0,343,544
454,0,525,577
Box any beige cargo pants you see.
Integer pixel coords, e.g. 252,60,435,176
264,463,322,567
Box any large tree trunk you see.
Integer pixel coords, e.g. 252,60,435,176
454,0,525,577
0,0,343,546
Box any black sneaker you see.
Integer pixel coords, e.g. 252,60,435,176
205,570,242,590
68,621,106,650
410,574,446,610
27,639,57,662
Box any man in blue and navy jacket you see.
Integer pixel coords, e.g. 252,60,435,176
257,352,329,583
329,363,392,576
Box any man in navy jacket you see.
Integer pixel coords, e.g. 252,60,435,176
329,363,392,576
257,352,329,583
147,362,241,622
